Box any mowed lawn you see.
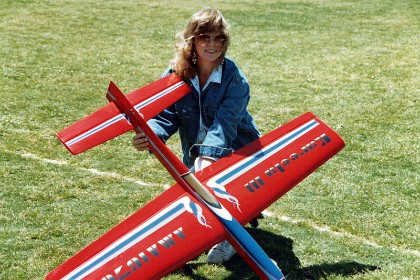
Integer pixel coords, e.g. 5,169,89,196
0,0,418,279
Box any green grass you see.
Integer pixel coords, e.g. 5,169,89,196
1,0,419,279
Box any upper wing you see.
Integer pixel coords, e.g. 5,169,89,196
47,112,344,279
196,112,345,224
56,74,190,155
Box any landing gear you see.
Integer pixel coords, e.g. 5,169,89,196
249,213,264,228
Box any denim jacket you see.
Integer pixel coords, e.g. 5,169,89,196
148,58,261,168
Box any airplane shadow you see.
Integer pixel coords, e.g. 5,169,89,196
177,227,380,280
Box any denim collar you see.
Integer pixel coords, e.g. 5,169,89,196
190,63,223,93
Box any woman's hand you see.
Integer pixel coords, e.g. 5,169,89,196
132,132,149,151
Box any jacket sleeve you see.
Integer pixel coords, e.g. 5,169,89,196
147,104,179,143
147,68,180,142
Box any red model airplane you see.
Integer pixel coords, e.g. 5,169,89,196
49,74,345,279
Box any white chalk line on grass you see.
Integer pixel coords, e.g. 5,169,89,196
263,210,420,258
19,152,156,187
8,150,420,259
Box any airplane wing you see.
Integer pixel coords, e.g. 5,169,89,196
56,74,190,155
197,112,345,224
47,112,344,280
46,185,226,280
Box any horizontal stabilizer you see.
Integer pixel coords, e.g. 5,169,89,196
56,74,190,155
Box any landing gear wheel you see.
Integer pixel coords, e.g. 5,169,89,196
249,213,264,228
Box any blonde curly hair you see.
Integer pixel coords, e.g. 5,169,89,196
170,8,231,79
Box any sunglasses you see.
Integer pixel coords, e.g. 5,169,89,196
196,34,226,47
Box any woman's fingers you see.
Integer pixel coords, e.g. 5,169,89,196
132,133,149,151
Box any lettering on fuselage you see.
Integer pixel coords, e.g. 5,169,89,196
101,227,186,280
244,134,331,192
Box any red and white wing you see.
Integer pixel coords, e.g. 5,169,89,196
56,74,190,155
47,112,344,280
196,112,345,224
46,185,225,280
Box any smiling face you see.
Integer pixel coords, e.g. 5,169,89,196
172,9,231,79
194,33,226,67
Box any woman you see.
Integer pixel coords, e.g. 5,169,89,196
132,8,261,264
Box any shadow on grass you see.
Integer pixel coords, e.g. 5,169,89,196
290,261,381,280
232,227,380,280
178,227,380,279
